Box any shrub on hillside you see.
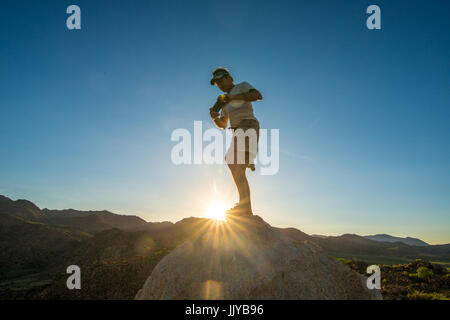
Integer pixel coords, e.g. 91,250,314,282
407,290,448,300
337,258,351,264
417,267,433,280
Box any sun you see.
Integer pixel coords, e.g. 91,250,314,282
206,202,227,221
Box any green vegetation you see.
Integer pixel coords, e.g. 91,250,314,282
338,258,352,264
417,267,433,280
408,273,418,280
339,258,450,300
330,252,417,266
407,291,449,300
408,266,434,281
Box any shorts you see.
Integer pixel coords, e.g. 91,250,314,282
225,119,260,165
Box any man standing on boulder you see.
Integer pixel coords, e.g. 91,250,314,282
209,67,263,216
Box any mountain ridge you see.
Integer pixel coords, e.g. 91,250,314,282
0,194,449,299
364,234,429,246
1,195,443,245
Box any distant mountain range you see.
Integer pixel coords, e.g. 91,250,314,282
364,234,429,246
311,234,429,247
0,194,449,299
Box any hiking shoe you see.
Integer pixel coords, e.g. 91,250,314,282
225,203,240,215
225,203,253,217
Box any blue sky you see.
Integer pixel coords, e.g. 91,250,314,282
1,0,449,244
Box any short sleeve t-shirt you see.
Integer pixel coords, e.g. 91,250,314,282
220,81,259,128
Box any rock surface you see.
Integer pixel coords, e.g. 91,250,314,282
135,215,382,300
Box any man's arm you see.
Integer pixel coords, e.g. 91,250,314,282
228,89,263,102
210,108,229,129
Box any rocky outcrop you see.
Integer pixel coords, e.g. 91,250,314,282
135,215,382,300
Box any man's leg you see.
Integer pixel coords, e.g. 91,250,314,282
227,163,252,212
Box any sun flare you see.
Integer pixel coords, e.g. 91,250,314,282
206,202,227,221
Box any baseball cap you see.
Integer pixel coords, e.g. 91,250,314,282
210,67,230,85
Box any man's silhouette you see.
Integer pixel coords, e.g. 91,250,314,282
209,67,262,216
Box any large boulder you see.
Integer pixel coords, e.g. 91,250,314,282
135,215,382,300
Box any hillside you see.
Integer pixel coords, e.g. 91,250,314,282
0,194,448,299
310,234,450,266
0,195,44,220
340,259,449,300
43,208,148,232
0,213,89,281
364,234,429,246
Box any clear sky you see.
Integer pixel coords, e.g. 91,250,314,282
1,0,449,244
